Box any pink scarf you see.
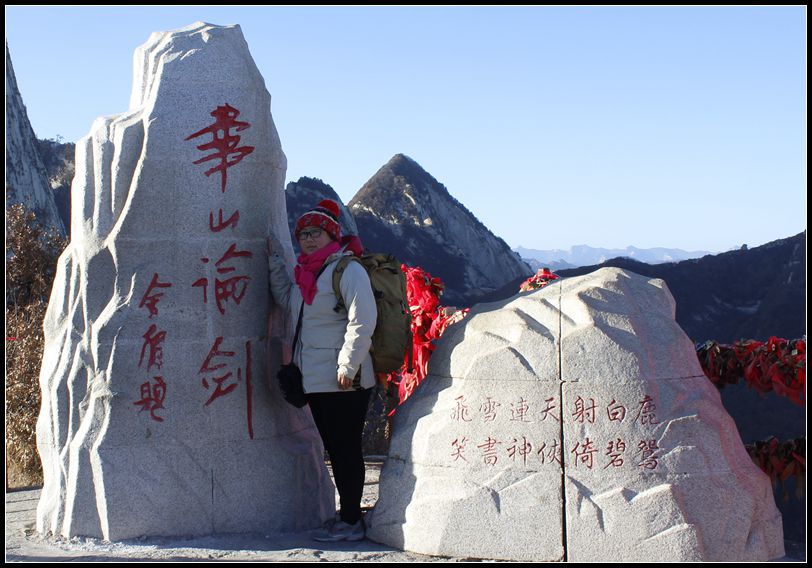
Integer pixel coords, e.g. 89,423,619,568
294,241,342,305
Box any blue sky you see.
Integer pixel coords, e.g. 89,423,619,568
5,6,806,252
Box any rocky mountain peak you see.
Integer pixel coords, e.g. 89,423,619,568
348,154,531,307
350,154,461,227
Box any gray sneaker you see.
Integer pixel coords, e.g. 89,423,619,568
311,518,365,542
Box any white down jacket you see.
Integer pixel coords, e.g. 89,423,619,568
268,249,377,393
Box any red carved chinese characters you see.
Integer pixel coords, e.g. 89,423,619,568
198,337,255,438
538,440,562,466
139,273,172,319
133,376,167,422
477,437,502,466
199,336,238,405
134,273,172,423
445,393,664,471
573,396,597,424
186,104,256,440
451,395,472,422
571,438,598,469
634,395,660,425
480,397,501,422
139,324,167,371
603,438,627,469
507,436,533,466
540,397,560,422
606,399,627,422
451,437,469,462
209,209,240,232
193,243,253,315
186,103,255,193
637,440,660,469
510,397,532,422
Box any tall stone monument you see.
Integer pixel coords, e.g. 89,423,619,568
36,22,333,541
367,268,785,561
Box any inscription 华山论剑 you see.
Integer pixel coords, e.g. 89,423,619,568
185,104,258,439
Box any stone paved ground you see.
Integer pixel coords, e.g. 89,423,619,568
4,460,805,562
5,460,455,563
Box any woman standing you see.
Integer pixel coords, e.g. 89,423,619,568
267,199,376,542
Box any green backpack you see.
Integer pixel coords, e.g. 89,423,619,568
332,253,413,374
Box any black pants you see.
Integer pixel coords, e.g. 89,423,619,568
306,388,372,525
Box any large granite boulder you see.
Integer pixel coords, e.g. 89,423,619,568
36,22,333,541
367,267,784,561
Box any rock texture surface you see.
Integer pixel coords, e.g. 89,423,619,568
5,41,66,236
367,267,784,561
36,22,333,541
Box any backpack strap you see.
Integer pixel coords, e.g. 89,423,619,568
290,301,305,360
331,255,358,313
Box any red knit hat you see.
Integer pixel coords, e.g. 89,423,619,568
295,199,342,241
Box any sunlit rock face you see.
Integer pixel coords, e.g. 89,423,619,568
36,22,332,541
367,267,784,562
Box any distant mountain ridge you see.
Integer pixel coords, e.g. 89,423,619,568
516,244,713,270
558,231,806,343
348,154,532,307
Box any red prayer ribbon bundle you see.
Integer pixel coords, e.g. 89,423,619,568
696,337,806,406
745,437,806,497
697,337,806,490
519,267,560,292
384,265,469,408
